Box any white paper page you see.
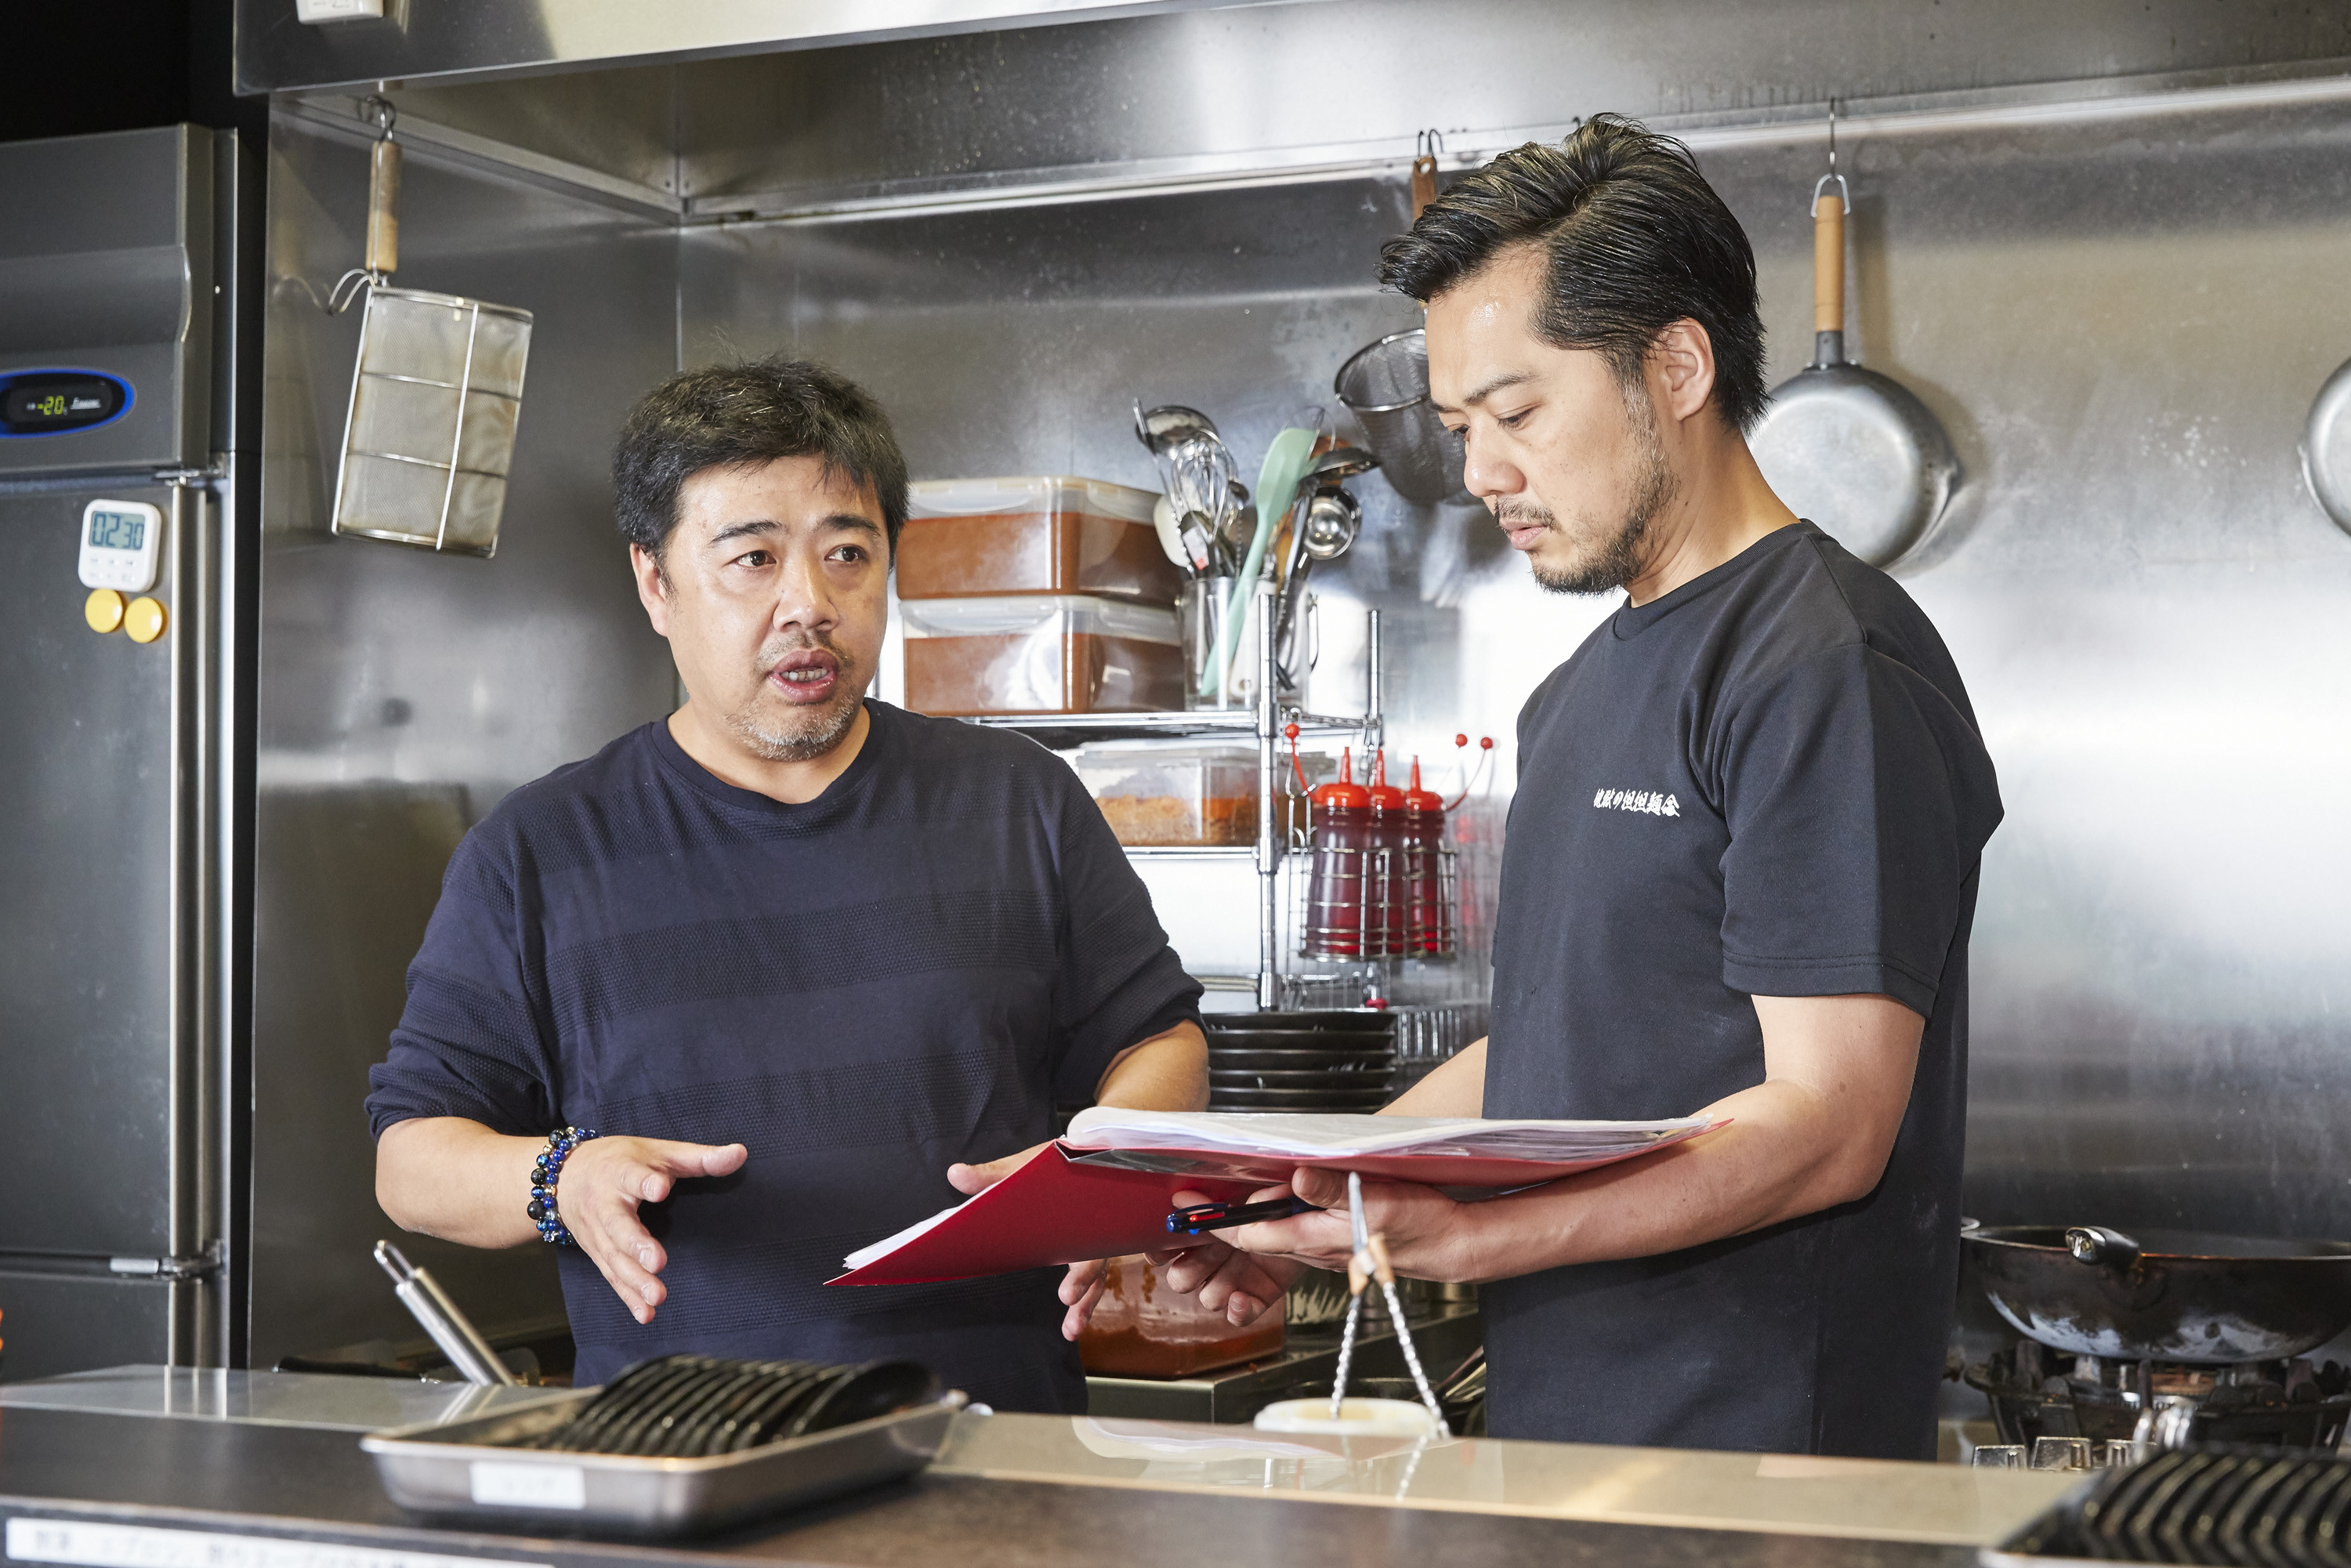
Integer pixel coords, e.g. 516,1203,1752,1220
1063,1107,1715,1161
840,1201,962,1270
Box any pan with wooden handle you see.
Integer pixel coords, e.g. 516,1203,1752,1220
1750,170,1958,567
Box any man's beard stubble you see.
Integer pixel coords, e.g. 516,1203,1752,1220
719,639,864,763
1509,390,1679,597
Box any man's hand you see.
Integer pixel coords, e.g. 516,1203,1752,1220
936,1019,1208,1342
375,1118,748,1326
560,1136,748,1324
947,1143,1105,1341
1154,993,1925,1306
1147,1175,1479,1323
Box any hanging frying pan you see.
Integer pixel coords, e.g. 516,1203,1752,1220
1750,158,1958,568
2298,357,2351,535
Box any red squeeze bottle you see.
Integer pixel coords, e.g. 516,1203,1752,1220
1366,750,1407,958
1302,748,1373,958
1402,758,1451,954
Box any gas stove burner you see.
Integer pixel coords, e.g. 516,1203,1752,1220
1965,1338,2351,1452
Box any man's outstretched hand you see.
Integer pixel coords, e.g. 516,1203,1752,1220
561,1137,748,1324
947,1143,1109,1342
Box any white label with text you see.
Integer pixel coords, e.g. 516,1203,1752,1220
6,1518,546,1568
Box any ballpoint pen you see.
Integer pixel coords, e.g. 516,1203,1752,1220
1165,1196,1318,1235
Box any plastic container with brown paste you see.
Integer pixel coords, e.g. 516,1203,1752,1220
1078,1254,1285,1378
901,594,1183,715
899,477,1181,604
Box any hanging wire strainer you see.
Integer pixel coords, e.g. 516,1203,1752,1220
323,96,534,559
1333,328,1470,505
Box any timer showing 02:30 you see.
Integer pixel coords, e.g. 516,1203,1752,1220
87,510,146,552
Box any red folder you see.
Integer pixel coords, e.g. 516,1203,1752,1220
826,1128,1714,1287
826,1144,1259,1287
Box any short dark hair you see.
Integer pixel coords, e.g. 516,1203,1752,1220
1378,114,1769,433
611,356,910,558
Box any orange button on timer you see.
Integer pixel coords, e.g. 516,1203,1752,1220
85,588,125,633
124,596,168,644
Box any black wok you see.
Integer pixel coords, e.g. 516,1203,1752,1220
1964,1224,2351,1365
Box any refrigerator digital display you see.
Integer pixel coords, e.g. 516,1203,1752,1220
1,371,129,436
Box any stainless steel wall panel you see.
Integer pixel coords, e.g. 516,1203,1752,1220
676,81,2351,1240
668,1,2351,210
250,114,678,1368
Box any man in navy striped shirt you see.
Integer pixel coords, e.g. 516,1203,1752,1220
367,358,1206,1409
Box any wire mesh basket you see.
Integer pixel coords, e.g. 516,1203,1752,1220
331,285,533,558
1295,841,1458,960
1333,328,1469,505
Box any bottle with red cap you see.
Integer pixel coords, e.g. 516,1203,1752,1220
1400,757,1452,954
1364,749,1408,958
1301,748,1373,958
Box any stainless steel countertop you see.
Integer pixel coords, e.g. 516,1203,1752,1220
0,1364,570,1431
0,1368,2081,1547
933,1412,2087,1547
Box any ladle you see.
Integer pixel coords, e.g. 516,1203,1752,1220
1133,401,1219,454
1306,445,1381,483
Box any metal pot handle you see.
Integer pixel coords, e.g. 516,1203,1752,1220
2066,1226,2143,1269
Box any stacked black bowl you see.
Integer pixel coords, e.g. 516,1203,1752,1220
1204,1010,1397,1112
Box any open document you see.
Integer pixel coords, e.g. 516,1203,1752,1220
830,1110,1722,1287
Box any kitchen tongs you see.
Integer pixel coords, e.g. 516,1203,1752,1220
1328,1171,1447,1430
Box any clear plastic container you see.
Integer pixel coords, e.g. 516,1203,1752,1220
899,477,1182,604
900,593,1183,715
1075,744,1258,846
1077,1254,1285,1378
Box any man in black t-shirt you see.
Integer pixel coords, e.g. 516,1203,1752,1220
1152,117,2000,1456
368,358,1206,1410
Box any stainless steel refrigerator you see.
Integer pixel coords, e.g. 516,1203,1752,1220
0,125,253,1381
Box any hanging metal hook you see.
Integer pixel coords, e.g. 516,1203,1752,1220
1810,98,1850,215
356,94,397,139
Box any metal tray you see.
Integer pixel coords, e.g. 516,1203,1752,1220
360,1388,968,1537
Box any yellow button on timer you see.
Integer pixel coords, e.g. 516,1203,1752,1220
124,596,168,644
85,588,125,633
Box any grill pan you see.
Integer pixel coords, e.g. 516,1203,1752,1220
361,1364,964,1537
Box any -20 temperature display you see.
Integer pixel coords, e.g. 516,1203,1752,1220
1,371,131,436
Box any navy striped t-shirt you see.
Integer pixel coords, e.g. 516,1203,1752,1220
365,700,1201,1409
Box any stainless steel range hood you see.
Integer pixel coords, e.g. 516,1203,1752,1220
233,0,1283,94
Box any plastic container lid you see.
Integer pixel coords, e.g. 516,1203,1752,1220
1366,750,1405,816
907,476,1158,524
1310,747,1370,811
897,593,1179,645
1402,756,1444,817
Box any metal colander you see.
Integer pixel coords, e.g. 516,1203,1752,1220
1334,328,1469,505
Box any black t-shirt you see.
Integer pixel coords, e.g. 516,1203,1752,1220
365,701,1201,1410
1481,523,2001,1458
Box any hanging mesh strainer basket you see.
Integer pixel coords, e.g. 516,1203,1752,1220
1333,328,1469,505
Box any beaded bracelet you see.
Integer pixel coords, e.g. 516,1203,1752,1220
527,1125,600,1245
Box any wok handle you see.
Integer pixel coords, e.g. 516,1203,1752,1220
366,135,401,277
2067,1226,2143,1269
1812,186,1844,338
